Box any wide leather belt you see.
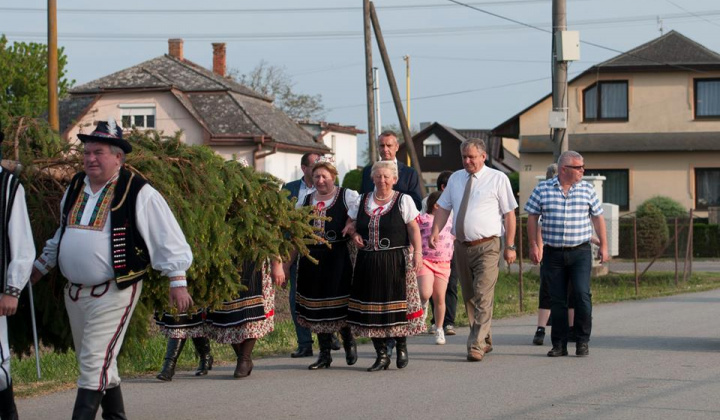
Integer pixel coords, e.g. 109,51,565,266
461,236,497,247
544,242,590,251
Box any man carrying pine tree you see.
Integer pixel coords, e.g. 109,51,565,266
30,120,194,420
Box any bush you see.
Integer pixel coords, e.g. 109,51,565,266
342,168,363,191
507,172,519,198
637,196,687,218
636,204,669,257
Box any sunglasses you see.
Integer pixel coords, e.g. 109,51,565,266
564,165,585,170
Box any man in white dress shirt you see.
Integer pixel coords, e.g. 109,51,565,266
31,120,194,420
0,128,36,420
430,138,517,362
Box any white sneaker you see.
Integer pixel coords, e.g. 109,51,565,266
429,324,437,335
435,329,446,345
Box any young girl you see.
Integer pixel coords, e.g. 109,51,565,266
417,191,454,345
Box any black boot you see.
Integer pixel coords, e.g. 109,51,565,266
231,339,256,379
308,333,333,370
72,388,104,420
156,338,186,381
330,333,342,351
395,337,409,369
100,385,126,420
0,384,19,420
192,337,214,376
367,338,390,372
339,326,357,366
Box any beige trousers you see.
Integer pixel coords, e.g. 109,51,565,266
65,280,142,391
453,238,500,355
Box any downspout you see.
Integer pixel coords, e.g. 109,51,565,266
253,135,277,168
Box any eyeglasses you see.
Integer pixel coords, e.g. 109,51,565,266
564,165,585,171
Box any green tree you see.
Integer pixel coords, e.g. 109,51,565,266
636,203,669,258
0,35,74,121
230,60,325,120
342,168,363,191
636,196,687,219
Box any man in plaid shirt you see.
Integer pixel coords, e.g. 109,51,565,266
525,151,608,358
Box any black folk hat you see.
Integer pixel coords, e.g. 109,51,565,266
78,119,132,153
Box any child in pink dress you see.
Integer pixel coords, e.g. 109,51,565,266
417,191,454,345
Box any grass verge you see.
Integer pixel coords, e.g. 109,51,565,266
12,270,720,398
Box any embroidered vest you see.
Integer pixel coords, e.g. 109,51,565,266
60,168,150,289
303,187,350,243
356,192,409,250
0,171,20,293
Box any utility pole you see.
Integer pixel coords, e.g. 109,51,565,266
551,0,568,161
403,55,411,166
363,0,377,163
369,2,425,196
48,0,59,132
373,67,381,136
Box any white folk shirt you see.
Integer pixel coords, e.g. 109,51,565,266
1,168,35,295
437,166,518,241
35,174,192,286
348,193,419,224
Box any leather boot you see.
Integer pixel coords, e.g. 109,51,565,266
100,385,127,420
367,338,390,372
308,334,333,370
395,336,409,369
192,337,214,376
156,338,186,381
0,384,19,420
339,326,357,365
71,388,104,420
231,339,256,379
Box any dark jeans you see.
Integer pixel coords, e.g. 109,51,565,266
543,243,592,345
430,258,459,326
290,262,313,350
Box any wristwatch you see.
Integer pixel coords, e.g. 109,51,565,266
506,244,517,251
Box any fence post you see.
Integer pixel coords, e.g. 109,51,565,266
674,217,678,287
689,209,694,277
518,212,524,312
633,216,638,296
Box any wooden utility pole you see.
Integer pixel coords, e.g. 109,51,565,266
551,0,568,161
403,55,411,166
369,2,425,195
48,0,59,132
363,0,377,163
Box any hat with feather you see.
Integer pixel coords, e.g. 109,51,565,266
77,118,132,153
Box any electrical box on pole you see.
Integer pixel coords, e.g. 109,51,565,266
548,111,567,129
555,30,580,62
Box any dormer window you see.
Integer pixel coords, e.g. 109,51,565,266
118,104,156,129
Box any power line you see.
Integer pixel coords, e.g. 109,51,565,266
665,0,720,28
0,1,586,15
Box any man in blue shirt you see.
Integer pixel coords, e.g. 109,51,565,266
525,151,608,358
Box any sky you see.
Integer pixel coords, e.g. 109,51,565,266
2,0,720,153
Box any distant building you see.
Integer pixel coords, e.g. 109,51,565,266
298,121,365,183
494,30,720,215
397,122,519,189
59,39,329,183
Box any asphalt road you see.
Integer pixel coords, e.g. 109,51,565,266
17,288,720,420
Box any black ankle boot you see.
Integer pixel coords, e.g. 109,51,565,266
72,388,104,420
309,334,333,370
395,337,408,369
0,384,19,420
100,385,126,420
157,338,186,381
367,338,390,372
192,337,214,376
339,326,357,366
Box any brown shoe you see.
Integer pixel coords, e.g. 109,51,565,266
467,349,484,362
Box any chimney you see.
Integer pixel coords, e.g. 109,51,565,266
212,43,226,77
168,38,184,60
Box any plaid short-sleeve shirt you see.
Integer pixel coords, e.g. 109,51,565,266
524,177,603,248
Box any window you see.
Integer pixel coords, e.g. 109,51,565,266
423,138,441,157
695,168,720,210
118,104,156,129
583,81,628,121
585,169,629,211
694,78,720,119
